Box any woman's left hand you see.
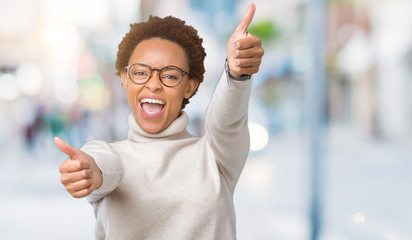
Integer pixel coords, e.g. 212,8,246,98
227,4,264,77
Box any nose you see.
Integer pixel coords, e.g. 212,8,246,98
145,69,163,92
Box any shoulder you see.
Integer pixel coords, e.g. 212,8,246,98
80,140,124,157
81,140,111,150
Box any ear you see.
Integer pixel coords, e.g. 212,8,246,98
184,78,199,99
120,71,128,91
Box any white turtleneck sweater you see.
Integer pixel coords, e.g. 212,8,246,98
81,72,252,240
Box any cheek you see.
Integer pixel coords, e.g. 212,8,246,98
168,89,186,109
126,86,140,105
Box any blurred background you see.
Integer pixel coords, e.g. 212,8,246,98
0,0,411,239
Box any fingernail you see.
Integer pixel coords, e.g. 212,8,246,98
234,42,239,49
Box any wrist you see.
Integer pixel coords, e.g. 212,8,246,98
225,57,251,81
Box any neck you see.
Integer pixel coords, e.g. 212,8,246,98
127,111,191,143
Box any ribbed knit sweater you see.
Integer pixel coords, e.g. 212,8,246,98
81,72,252,240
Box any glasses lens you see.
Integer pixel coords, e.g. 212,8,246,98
160,67,182,86
129,64,151,84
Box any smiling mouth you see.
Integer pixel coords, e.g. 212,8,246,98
140,98,165,115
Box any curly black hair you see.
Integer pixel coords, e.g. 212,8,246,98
115,15,206,109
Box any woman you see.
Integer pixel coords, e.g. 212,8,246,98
55,4,263,239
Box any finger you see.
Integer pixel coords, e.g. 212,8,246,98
232,57,262,69
233,46,265,59
235,4,256,34
229,64,260,76
234,35,262,50
60,169,92,184
59,159,90,173
239,66,260,76
54,137,79,157
71,181,97,198
65,178,92,193
71,186,94,198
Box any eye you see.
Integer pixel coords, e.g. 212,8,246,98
161,68,181,81
133,71,147,76
162,74,179,80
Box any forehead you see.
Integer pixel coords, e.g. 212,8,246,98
129,38,189,69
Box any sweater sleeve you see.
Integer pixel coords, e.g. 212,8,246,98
80,140,124,203
204,70,252,194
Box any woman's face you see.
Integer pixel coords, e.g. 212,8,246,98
121,38,198,134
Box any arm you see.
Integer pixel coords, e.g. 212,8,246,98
81,140,123,203
55,137,103,199
55,137,123,203
205,4,264,192
205,71,252,192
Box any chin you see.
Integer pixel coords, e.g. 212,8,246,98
138,120,164,134
132,107,176,134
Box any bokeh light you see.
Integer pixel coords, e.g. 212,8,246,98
242,157,274,193
78,74,107,110
0,73,20,101
353,212,366,224
54,84,79,104
52,67,78,90
248,122,269,151
16,63,43,96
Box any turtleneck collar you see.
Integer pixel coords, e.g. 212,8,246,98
127,111,192,143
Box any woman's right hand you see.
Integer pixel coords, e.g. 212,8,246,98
226,4,264,77
54,137,103,198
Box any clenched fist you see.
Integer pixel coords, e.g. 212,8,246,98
54,137,103,198
227,4,264,77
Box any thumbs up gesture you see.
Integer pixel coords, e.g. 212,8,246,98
227,4,264,77
54,137,103,198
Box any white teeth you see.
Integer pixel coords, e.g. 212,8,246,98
141,98,165,105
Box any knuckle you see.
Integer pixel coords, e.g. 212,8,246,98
72,192,84,198
66,185,74,192
81,169,89,178
234,66,242,73
60,175,68,184
78,179,87,189
77,161,84,169
89,180,94,189
234,50,240,57
82,179,92,188
81,159,91,169
58,161,68,173
77,162,87,170
235,39,242,48
82,179,90,188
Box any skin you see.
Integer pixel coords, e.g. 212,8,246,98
54,136,102,198
227,4,264,77
120,38,199,134
55,3,264,198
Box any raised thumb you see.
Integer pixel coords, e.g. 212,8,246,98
54,137,79,157
235,4,256,34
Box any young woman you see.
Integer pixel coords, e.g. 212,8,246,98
55,4,264,239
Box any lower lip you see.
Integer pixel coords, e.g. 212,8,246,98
139,102,166,119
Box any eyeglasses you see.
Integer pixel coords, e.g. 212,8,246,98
125,63,189,87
